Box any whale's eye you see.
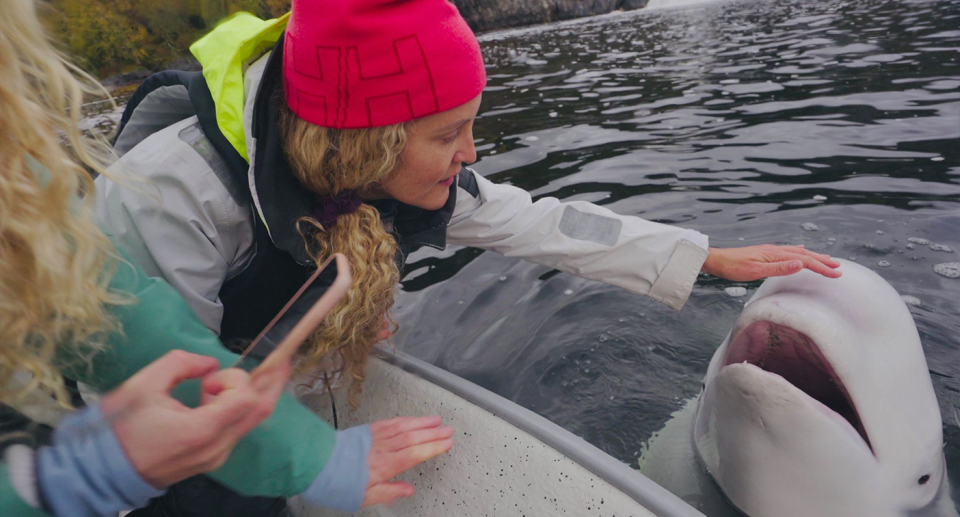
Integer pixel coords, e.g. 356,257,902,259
918,475,930,485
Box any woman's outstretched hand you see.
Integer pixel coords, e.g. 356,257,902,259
362,416,454,507
701,245,842,281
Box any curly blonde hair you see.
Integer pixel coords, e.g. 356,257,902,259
279,102,404,409
0,0,127,409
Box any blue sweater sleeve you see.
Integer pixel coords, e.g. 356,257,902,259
299,425,372,512
35,405,164,517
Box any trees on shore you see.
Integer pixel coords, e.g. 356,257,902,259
44,0,291,77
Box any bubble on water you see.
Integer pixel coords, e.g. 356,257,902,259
738,237,745,241
813,195,828,201
828,237,836,241
549,112,558,118
933,262,960,279
908,237,930,245
876,230,884,235
931,157,944,162
609,395,615,400
801,222,819,231
849,256,858,261
499,276,507,281
929,243,953,252
458,300,464,304
907,244,915,250
618,317,626,323
564,289,573,295
901,295,922,307
597,334,610,343
724,287,748,297
878,260,891,268
863,243,875,249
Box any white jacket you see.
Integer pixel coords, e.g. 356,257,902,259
96,55,709,335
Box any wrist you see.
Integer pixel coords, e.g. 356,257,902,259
701,247,720,276
300,425,372,512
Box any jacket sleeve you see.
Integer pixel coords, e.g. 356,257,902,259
55,244,337,498
447,168,710,310
94,117,255,335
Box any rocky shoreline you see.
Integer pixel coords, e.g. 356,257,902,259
454,0,650,32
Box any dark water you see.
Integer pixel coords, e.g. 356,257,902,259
389,0,960,514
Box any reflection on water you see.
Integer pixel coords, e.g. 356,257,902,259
390,0,960,514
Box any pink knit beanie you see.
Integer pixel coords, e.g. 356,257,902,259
283,0,487,129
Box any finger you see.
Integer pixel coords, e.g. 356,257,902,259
193,380,259,430
251,359,292,395
788,252,843,278
371,416,443,441
361,482,415,508
756,260,804,278
201,368,252,405
384,426,455,452
796,248,841,268
136,351,221,393
250,348,295,390
383,439,454,477
211,368,284,438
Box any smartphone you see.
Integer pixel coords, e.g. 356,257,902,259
233,253,351,373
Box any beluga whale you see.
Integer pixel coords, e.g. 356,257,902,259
639,259,957,517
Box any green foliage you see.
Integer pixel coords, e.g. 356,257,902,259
44,0,292,78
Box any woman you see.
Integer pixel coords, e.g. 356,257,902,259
96,0,841,409
0,0,452,515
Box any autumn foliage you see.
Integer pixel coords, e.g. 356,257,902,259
42,0,291,77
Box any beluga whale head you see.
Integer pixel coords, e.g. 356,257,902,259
694,259,947,517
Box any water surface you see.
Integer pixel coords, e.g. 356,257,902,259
390,0,960,513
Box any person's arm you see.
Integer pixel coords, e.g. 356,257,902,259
55,249,336,498
52,243,450,511
448,168,709,310
94,120,255,335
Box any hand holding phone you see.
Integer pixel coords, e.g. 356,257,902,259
234,253,352,378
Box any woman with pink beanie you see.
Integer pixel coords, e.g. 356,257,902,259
94,0,841,515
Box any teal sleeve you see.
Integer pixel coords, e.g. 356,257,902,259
57,251,336,497
0,463,51,517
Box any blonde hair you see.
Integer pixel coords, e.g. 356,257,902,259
279,102,404,408
0,0,126,408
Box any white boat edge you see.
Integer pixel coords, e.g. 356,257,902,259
290,348,706,517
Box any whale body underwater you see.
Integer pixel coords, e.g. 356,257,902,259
638,259,958,517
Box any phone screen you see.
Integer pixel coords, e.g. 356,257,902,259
243,260,340,363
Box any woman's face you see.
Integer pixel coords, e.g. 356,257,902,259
373,94,482,210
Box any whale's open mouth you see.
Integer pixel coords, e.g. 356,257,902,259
722,321,873,453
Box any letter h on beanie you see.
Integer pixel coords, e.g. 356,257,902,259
283,0,487,129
